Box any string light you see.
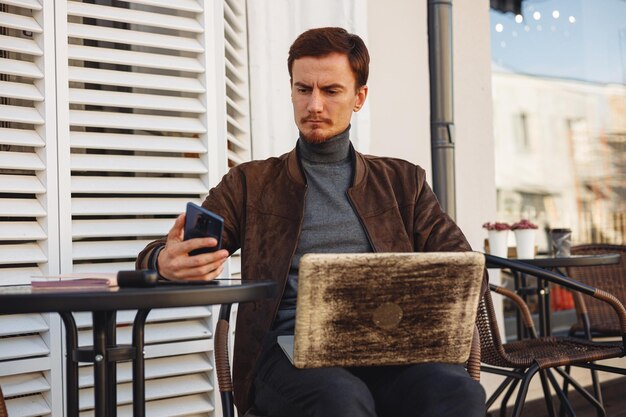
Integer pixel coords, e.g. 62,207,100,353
533,11,541,21
552,10,560,19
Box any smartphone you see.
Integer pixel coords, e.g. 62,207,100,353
184,202,224,256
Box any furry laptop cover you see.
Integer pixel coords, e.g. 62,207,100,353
278,252,485,369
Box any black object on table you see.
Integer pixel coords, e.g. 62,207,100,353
488,254,621,338
0,279,276,417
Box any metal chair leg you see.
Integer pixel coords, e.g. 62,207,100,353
511,364,540,417
487,376,515,410
500,378,521,417
539,370,557,417
554,367,606,417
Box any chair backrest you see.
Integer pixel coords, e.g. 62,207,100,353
567,244,626,335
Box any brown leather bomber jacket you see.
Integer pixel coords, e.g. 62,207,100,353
136,144,472,414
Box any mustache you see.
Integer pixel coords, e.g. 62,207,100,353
301,116,331,124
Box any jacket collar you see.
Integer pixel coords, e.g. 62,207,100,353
286,143,367,187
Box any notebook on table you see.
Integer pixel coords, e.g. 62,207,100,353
278,252,485,368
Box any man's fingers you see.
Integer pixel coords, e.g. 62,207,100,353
167,213,186,242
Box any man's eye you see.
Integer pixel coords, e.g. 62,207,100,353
297,88,308,93
327,90,338,95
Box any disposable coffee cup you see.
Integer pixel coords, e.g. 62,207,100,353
549,228,572,257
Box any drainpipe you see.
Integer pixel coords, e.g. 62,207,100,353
428,0,456,220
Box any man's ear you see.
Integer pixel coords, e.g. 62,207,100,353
353,85,368,112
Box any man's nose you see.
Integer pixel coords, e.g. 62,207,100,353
307,90,323,113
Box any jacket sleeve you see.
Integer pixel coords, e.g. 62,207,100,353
412,166,472,253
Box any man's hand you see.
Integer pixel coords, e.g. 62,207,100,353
157,214,229,281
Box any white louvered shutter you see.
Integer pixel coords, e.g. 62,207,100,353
0,1,63,416
54,0,227,415
222,0,251,280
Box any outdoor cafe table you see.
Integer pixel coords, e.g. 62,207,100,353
488,254,621,338
0,279,277,417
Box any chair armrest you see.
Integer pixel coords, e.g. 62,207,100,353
215,304,236,417
466,326,481,382
489,283,538,338
486,254,626,344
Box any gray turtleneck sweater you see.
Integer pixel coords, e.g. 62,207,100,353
272,128,372,333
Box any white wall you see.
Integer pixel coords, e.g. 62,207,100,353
247,0,369,159
367,0,497,253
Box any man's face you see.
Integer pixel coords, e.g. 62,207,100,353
291,52,368,143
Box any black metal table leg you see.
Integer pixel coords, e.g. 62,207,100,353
60,313,80,417
132,309,151,417
92,311,114,417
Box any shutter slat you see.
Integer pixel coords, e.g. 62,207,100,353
225,0,243,16
71,132,205,153
124,0,203,13
226,114,247,134
0,243,46,264
227,150,245,165
0,104,44,125
74,307,210,328
67,22,203,53
69,110,206,133
223,1,243,33
72,240,153,261
224,40,244,67
226,132,249,151
224,58,244,84
0,0,42,10
68,67,205,94
69,89,205,113
0,152,44,171
0,373,50,397
4,395,51,417
71,176,208,194
72,262,135,274
226,95,246,118
0,58,43,79
80,392,212,416
0,80,43,101
71,154,205,174
0,11,42,33
145,339,212,359
79,353,211,387
223,21,243,50
0,128,44,147
0,335,49,361
78,374,212,409
0,34,42,56
0,199,45,217
68,45,204,73
0,267,43,285
72,218,173,238
67,2,203,33
78,320,211,347
0,222,46,241
225,76,245,100
0,175,45,194
0,314,48,337
72,197,189,216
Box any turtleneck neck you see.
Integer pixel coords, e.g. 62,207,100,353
297,126,351,163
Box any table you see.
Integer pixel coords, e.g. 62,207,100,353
0,279,277,417
491,254,621,338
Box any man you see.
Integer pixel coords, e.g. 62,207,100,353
137,27,486,417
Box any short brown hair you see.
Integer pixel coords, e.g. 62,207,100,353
288,27,370,89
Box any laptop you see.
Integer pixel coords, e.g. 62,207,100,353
278,252,485,369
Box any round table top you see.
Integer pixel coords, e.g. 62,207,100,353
512,253,621,268
0,279,277,314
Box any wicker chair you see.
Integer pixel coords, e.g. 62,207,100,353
561,244,626,412
480,254,626,417
214,304,483,417
0,384,7,417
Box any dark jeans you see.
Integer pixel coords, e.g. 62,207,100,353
252,343,486,417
